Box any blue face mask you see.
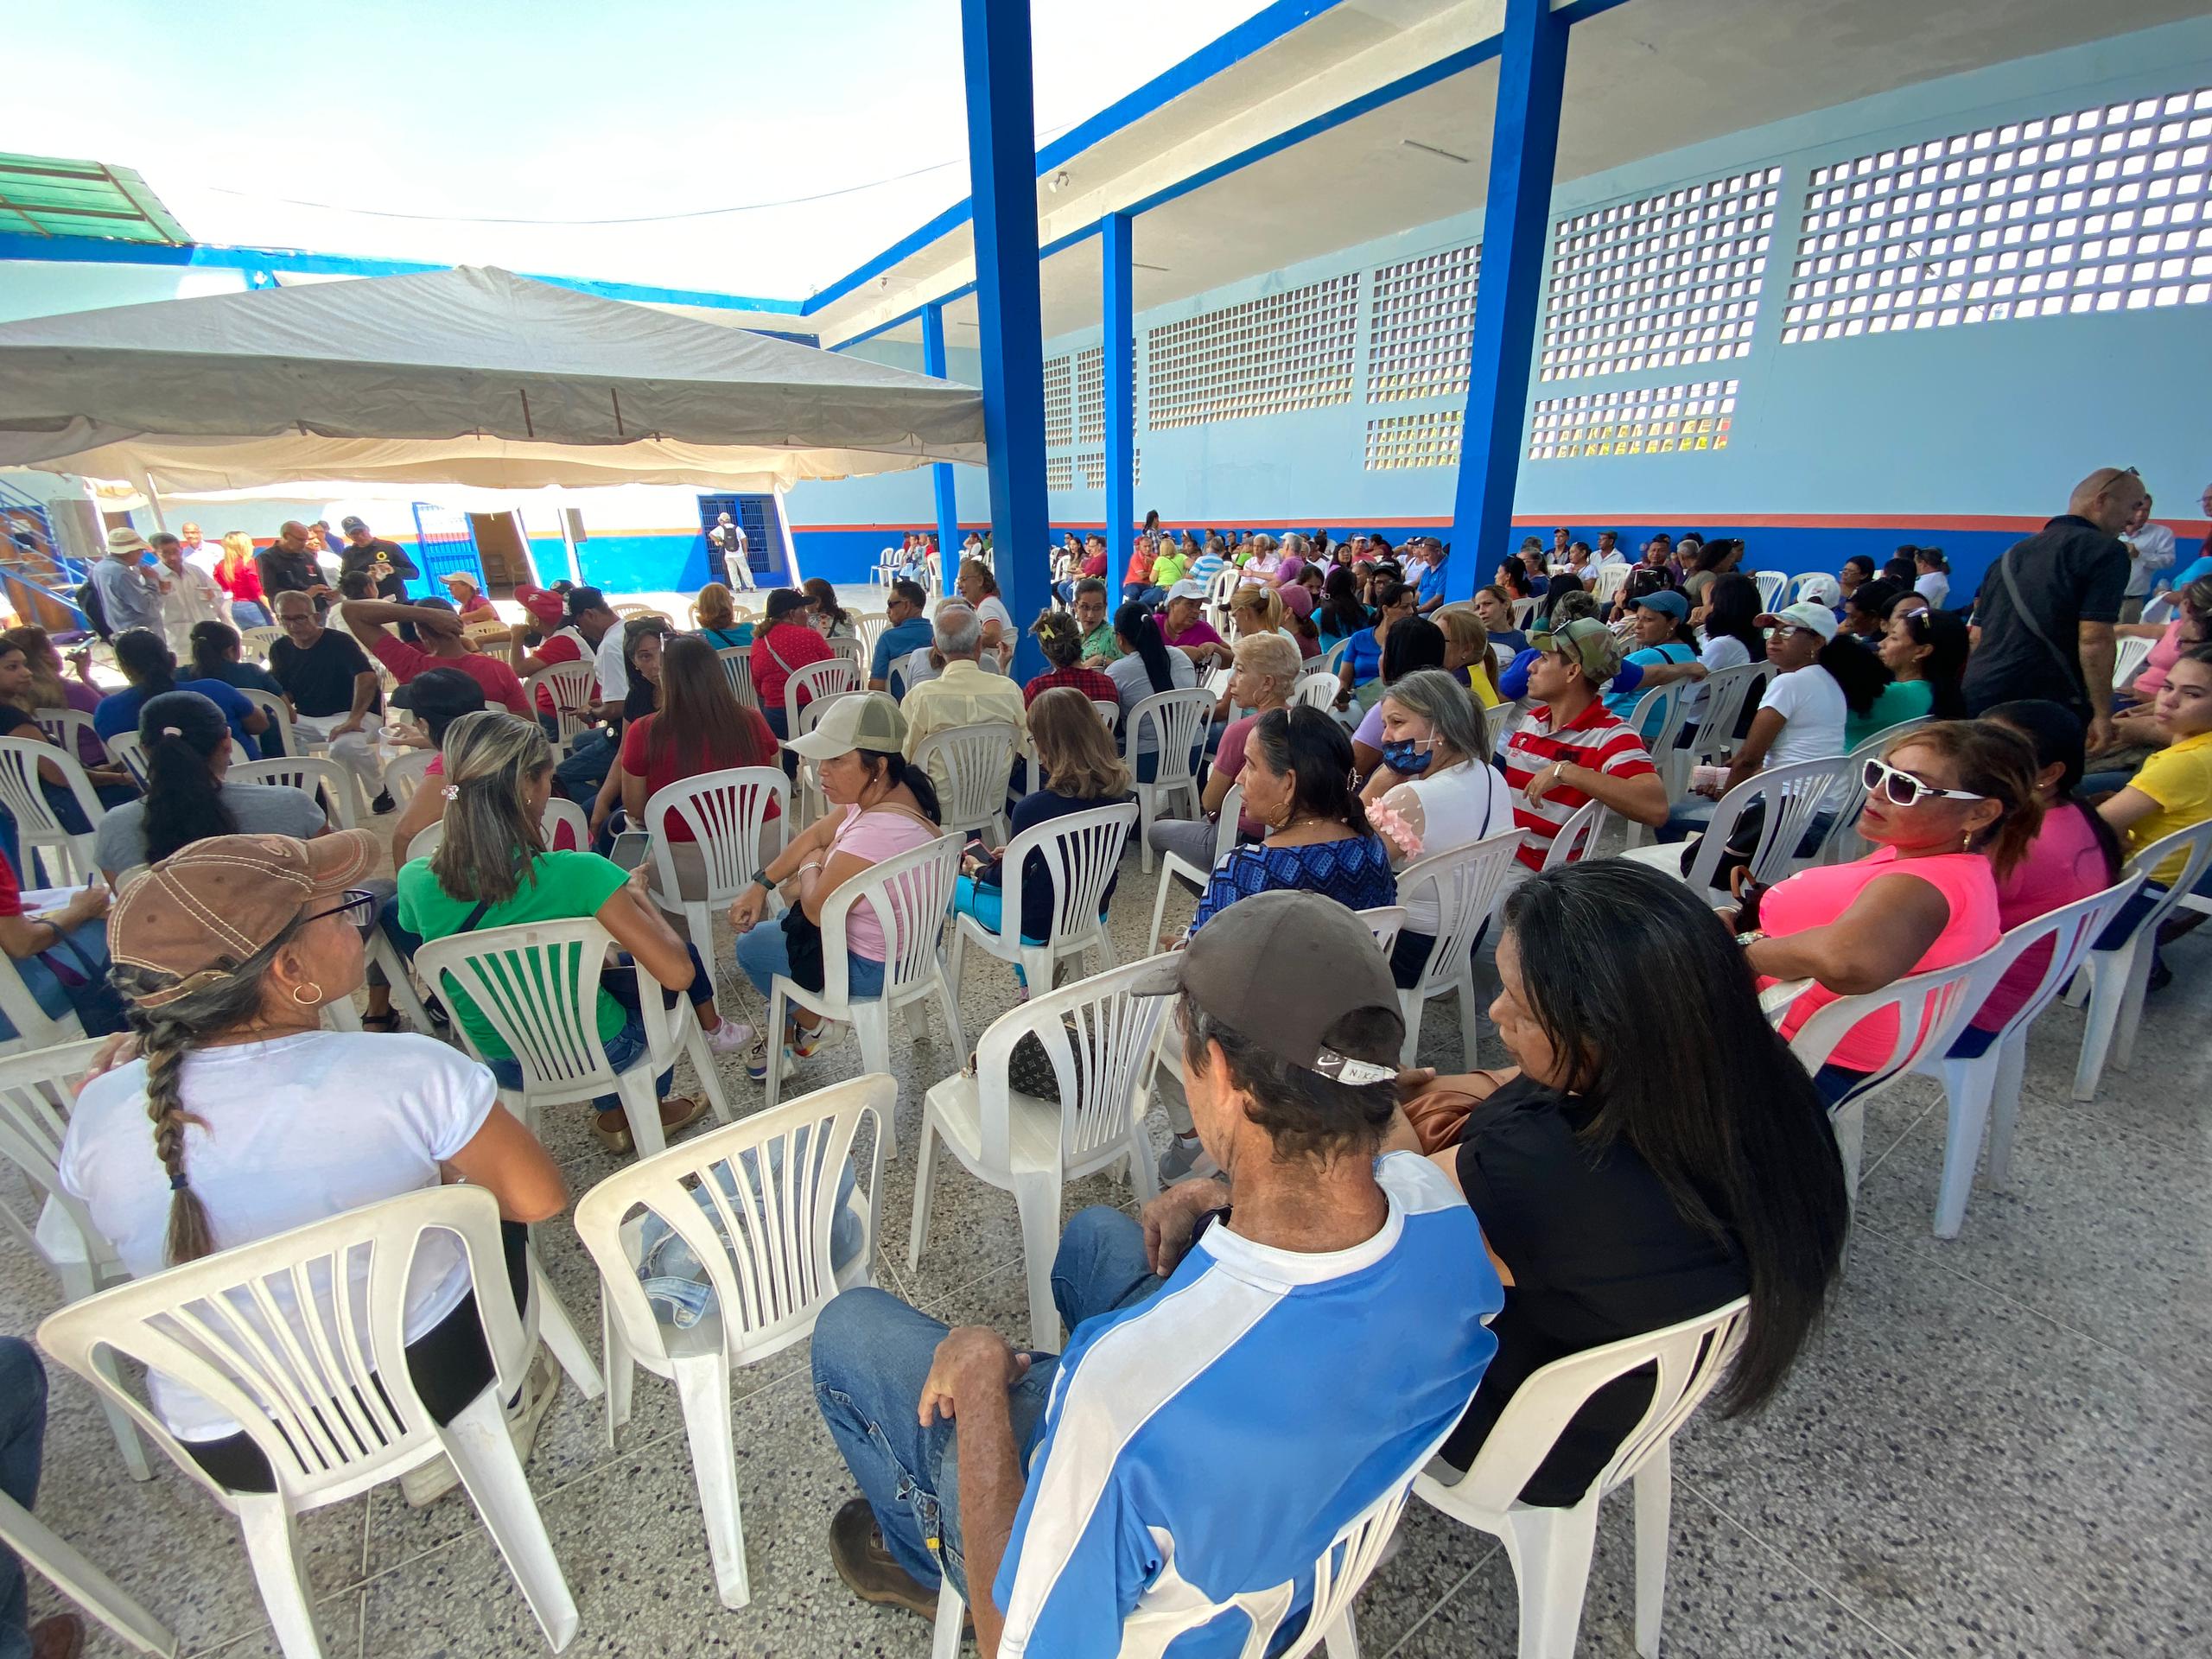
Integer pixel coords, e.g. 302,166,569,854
1382,737,1434,775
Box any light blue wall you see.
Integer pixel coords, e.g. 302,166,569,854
0,261,247,323
788,17,2212,598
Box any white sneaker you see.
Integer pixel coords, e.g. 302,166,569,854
702,1020,753,1057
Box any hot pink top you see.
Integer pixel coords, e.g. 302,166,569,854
1972,803,2113,1032
1762,847,1999,1071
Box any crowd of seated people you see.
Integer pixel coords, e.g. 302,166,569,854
13,481,2212,1658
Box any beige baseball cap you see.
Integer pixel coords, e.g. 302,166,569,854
782,690,907,760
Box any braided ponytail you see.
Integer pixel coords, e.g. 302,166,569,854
114,916,306,1265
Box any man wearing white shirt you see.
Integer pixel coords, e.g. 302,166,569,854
150,532,230,654
708,512,754,591
2119,492,2177,622
177,520,220,575
1595,530,1630,565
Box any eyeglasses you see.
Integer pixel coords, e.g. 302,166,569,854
1860,758,1986,808
303,888,379,935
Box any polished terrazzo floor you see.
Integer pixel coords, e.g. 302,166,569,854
6,798,2209,1659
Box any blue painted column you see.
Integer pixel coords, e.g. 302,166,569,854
1101,212,1136,579
958,0,1052,680
1444,0,1569,603
919,302,963,597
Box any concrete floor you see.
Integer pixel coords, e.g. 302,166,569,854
6,601,2209,1658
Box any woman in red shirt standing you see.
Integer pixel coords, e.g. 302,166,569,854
215,531,270,628
749,587,836,743
618,636,782,904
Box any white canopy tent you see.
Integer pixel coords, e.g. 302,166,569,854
0,264,984,495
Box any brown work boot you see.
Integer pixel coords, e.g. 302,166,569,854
31,1614,85,1659
828,1497,967,1629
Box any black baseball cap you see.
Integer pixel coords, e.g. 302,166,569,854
1131,891,1402,1085
340,515,368,534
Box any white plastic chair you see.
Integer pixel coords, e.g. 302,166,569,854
2139,591,2178,626
1394,831,1522,1068
762,833,967,1159
38,1186,580,1659
1618,754,1855,898
1319,637,1353,678
1617,682,1689,850
783,656,861,737
947,801,1135,998
1751,569,1789,611
1589,563,1629,607
416,917,733,1160
1090,698,1121,734
1414,1300,1751,1659
1291,671,1340,711
714,645,761,713
525,658,598,753
0,735,106,884
1810,719,1934,865
0,1491,176,1657
641,766,787,961
1789,572,1841,607
228,755,359,831
2068,819,2212,1101
382,746,437,808
1484,701,1518,762
103,730,149,790
1910,879,2143,1236
1786,950,2001,1211
1510,595,1543,630
34,707,101,768
912,721,1020,843
1681,662,1770,769
573,1075,892,1611
0,1039,155,1480
910,956,1170,1351
1538,798,1611,872
1126,687,1215,873
1147,784,1241,947
237,624,284,661
232,687,313,766
2112,632,2155,690
1358,904,1408,957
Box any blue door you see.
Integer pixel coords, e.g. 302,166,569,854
697,493,785,587
410,504,486,599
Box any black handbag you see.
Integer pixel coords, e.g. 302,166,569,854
779,902,828,995
970,1017,1089,1105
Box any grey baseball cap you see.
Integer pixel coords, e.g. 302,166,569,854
1131,891,1403,1085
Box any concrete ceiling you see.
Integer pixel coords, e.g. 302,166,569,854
830,0,2202,352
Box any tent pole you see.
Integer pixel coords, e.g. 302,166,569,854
130,468,169,534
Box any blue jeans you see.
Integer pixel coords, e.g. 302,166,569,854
734,919,886,1001
811,1207,1166,1596
952,873,1059,985
0,1338,47,1659
555,728,616,809
230,600,272,629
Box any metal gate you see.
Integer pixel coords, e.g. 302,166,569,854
410,503,486,599
696,493,784,585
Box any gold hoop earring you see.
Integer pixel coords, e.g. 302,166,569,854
290,983,324,1007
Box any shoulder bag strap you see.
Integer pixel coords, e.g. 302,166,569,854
1994,545,2084,690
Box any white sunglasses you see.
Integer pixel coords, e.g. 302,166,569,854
1860,757,1986,808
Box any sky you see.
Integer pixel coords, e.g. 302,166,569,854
7,0,1274,301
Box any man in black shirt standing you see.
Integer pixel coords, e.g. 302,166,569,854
340,515,420,601
1963,466,2147,753
256,521,329,609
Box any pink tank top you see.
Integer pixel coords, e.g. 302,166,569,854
1762,848,2000,1072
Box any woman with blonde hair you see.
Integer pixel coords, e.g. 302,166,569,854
398,711,751,1153
1152,631,1300,872
213,531,270,628
693,582,753,650
1433,605,1503,708
953,686,1133,968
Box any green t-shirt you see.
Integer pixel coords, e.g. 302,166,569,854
1080,620,1122,663
1846,677,1933,752
1152,550,1191,587
397,849,632,1060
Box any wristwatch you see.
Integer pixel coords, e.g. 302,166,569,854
1735,929,1766,947
748,868,773,891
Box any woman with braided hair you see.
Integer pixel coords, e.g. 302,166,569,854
57,831,567,1497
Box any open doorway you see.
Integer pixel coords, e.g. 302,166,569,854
467,512,537,594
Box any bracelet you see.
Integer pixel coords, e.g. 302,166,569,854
1736,929,1766,947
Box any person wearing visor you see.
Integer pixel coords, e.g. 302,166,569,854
1497,615,1669,872
809,892,1500,1656
56,831,568,1497
1731,722,2035,1105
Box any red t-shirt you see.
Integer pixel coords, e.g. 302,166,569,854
750,622,835,720
0,855,21,918
528,629,594,715
617,710,783,840
368,632,530,715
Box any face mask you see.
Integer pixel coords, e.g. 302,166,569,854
1382,737,1435,776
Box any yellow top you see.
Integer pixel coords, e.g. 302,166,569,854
2125,728,2212,887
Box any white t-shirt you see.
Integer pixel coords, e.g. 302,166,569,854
1684,633,1753,719
59,1032,498,1440
973,594,1014,665
1758,664,1849,807
1373,760,1515,935
1913,571,1950,608
594,624,631,703
1107,645,1198,753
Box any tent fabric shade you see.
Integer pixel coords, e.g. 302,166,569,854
0,264,984,492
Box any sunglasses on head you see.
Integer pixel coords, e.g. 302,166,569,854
1860,758,1985,808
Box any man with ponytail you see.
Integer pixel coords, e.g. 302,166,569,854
58,831,568,1497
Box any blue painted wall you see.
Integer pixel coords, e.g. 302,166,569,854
786,17,2212,604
